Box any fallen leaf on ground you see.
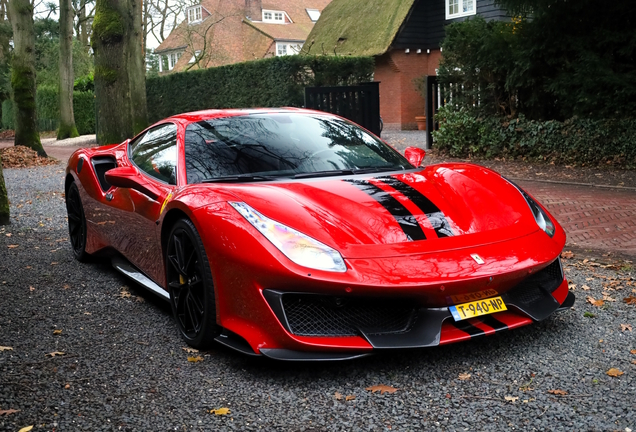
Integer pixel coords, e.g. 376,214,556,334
334,392,342,400
50,262,58,265
621,324,632,332
7,245,18,248
504,396,519,403
0,409,19,416
606,368,624,377
63,284,70,290
561,251,574,259
345,395,356,401
210,407,230,415
568,283,577,290
586,296,604,307
53,329,62,335
46,351,65,357
624,296,636,305
458,373,471,381
582,285,591,291
18,426,33,432
366,384,398,394
187,355,204,363
631,349,636,355
0,346,14,351
182,347,199,353
1,145,56,169
29,286,35,292
118,290,132,299
64,383,70,389
547,389,568,395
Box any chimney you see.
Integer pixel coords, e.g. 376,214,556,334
245,0,262,20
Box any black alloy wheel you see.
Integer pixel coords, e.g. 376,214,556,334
66,182,89,262
166,219,219,348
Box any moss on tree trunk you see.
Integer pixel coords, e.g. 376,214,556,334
57,0,79,140
8,0,47,157
93,0,147,144
0,157,9,225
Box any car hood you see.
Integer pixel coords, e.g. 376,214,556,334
207,163,547,258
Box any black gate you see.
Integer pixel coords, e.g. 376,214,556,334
425,75,445,148
304,82,381,137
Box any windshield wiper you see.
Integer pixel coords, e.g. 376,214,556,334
293,169,355,179
293,167,404,179
202,174,282,183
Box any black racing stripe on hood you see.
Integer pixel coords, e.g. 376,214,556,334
344,179,426,241
450,320,486,338
377,176,454,238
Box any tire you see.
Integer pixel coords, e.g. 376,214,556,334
166,219,220,349
66,182,90,262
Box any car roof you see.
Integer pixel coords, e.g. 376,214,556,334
164,107,328,124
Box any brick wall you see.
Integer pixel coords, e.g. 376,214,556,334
375,49,442,130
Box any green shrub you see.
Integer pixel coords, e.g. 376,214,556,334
146,55,374,123
1,89,95,134
1,99,13,129
432,106,636,167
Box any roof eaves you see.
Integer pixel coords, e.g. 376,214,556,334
154,45,188,54
242,19,275,39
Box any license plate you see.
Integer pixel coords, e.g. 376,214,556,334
449,296,507,321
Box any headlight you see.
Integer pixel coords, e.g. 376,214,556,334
229,202,347,272
505,179,555,237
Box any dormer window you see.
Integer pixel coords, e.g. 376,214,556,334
306,9,320,22
263,9,286,23
188,5,202,23
446,0,475,19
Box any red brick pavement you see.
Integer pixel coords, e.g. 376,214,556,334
519,180,636,257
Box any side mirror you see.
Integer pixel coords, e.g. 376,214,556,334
105,166,160,200
404,147,426,167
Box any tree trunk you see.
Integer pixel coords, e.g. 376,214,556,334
58,0,79,140
79,4,89,49
0,158,9,225
92,0,147,145
8,0,47,157
128,0,148,136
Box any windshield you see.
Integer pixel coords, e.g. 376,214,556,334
184,113,410,183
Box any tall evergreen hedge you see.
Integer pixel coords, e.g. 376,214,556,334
146,55,374,122
1,88,95,135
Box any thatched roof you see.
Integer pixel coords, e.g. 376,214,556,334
302,0,416,56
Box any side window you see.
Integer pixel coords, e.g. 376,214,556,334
129,123,178,185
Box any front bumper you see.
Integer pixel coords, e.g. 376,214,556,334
219,259,574,360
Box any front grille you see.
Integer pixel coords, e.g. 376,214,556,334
281,295,417,337
508,258,564,305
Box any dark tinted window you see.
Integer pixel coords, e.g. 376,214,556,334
184,113,409,183
129,123,178,185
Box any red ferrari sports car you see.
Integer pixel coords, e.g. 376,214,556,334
65,108,574,361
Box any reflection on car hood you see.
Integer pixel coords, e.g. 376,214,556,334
218,163,545,257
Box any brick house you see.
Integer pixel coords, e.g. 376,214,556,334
155,0,331,74
304,0,507,130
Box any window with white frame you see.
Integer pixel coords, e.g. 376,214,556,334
263,9,286,23
446,0,475,19
189,50,202,64
168,52,182,70
276,42,303,56
306,9,320,22
188,5,202,23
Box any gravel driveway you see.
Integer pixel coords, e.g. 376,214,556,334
1,164,635,431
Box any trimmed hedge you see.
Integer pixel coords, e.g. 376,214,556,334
1,99,12,130
432,106,636,167
1,89,95,135
146,55,374,123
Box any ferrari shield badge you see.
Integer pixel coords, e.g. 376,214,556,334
471,253,485,265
